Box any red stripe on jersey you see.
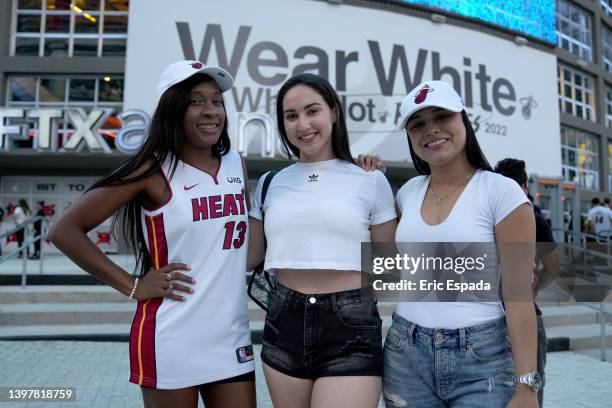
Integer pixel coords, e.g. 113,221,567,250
128,299,144,384
128,213,168,388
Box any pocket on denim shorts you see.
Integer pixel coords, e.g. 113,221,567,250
468,335,512,362
266,292,284,321
383,324,403,352
336,303,380,329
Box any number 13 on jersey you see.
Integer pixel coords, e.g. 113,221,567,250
223,221,247,249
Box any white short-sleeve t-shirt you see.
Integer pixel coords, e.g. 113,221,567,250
587,206,612,236
395,169,529,329
250,159,396,271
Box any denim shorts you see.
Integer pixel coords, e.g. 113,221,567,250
383,313,515,408
261,283,383,379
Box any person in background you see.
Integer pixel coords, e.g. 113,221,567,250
494,158,561,407
0,206,5,256
31,201,46,259
13,199,31,258
585,198,612,241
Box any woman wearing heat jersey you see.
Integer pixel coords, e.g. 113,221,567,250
383,80,539,408
48,60,255,408
248,73,397,408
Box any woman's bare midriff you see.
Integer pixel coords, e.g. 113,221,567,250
275,268,364,294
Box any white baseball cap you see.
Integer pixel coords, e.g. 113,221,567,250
397,80,464,131
156,60,234,100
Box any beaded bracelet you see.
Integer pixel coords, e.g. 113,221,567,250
128,277,139,300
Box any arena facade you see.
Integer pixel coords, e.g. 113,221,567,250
0,0,611,253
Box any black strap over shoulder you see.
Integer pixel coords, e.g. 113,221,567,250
260,170,278,221
248,170,279,311
259,170,278,241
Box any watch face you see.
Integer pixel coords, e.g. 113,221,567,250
532,372,543,391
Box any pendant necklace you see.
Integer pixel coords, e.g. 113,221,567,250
429,171,475,206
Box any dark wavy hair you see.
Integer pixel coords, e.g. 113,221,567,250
276,73,354,163
406,110,492,175
494,158,528,188
88,73,230,277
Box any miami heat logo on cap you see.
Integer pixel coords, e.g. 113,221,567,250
191,62,203,69
414,84,432,104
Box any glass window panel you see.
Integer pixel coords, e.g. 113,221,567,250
568,150,577,167
9,77,37,102
105,0,128,11
582,48,591,61
576,105,583,118
564,84,572,96
103,15,127,33
75,14,99,33
559,1,568,16
73,38,99,56
561,20,569,32
43,38,69,56
571,43,579,54
566,130,577,147
576,89,582,101
40,78,67,102
17,15,41,32
47,0,71,10
74,0,101,10
45,15,70,33
563,68,571,78
561,38,569,50
14,37,40,56
18,0,42,9
101,38,126,56
98,78,123,102
570,9,579,23
565,101,573,113
69,79,95,101
571,26,579,39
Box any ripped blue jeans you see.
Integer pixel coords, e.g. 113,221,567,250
383,313,515,408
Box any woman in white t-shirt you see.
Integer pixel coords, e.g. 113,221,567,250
383,81,539,408
248,73,397,408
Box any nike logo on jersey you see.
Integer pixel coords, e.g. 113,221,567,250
184,183,199,191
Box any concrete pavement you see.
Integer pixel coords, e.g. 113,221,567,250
1,341,611,407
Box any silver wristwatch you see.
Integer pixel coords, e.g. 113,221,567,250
512,371,543,391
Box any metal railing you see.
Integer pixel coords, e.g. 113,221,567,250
550,228,612,361
0,215,49,288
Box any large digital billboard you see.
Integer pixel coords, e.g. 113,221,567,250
400,0,557,44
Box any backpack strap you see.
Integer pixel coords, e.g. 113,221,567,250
259,170,278,252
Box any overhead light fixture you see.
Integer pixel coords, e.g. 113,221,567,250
431,13,447,23
103,76,111,82
514,36,528,46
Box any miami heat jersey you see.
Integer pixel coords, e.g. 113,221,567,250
129,150,254,389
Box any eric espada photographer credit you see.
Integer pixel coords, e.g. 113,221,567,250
372,278,492,293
